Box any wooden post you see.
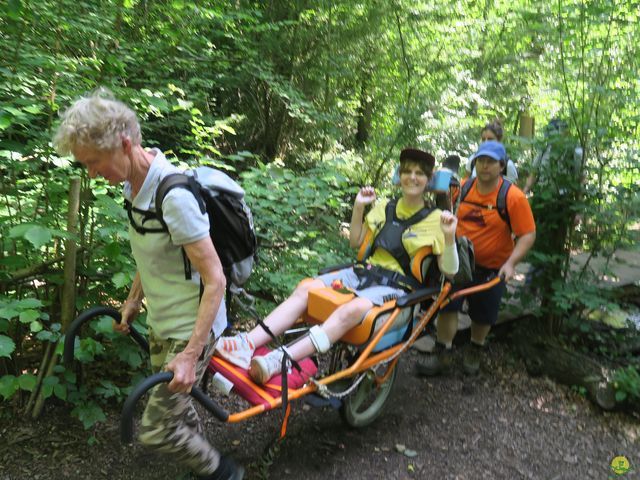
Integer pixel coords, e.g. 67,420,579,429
519,112,535,138
30,177,81,419
61,177,81,333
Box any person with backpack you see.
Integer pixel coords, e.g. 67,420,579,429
417,140,535,377
522,118,584,302
523,118,583,196
215,148,460,384
53,89,244,480
465,119,519,184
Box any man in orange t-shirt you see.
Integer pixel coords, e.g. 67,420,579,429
417,141,536,376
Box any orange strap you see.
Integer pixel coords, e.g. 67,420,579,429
279,403,292,439
357,229,373,262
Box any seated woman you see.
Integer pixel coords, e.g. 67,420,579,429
216,148,458,384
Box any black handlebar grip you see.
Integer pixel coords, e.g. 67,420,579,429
120,372,229,444
63,306,149,367
396,286,440,308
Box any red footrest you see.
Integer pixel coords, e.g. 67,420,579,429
208,347,318,408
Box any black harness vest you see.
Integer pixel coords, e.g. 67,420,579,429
356,199,435,291
371,199,434,275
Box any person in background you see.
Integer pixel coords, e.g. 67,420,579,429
523,118,584,303
418,141,535,376
53,89,243,480
523,118,583,196
465,119,518,184
435,154,461,211
215,148,459,385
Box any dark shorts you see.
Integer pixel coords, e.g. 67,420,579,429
441,267,506,325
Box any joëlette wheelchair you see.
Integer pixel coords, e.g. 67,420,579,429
63,231,501,443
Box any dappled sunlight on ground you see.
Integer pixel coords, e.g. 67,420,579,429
530,392,556,414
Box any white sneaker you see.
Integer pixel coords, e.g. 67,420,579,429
249,349,288,385
214,333,255,369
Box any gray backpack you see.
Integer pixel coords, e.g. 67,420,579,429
125,166,257,288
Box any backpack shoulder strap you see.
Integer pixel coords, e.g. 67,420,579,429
460,177,512,231
372,198,435,279
154,173,206,282
460,178,475,203
155,173,206,223
496,178,512,231
402,203,434,227
123,199,167,234
383,197,433,228
383,197,398,224
362,198,397,263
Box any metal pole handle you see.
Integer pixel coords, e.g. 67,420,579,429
63,306,149,366
120,371,229,444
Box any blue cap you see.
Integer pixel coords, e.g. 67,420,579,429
471,140,506,162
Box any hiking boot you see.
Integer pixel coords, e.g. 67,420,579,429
201,455,244,480
249,349,288,385
214,333,255,369
415,343,453,377
462,343,484,376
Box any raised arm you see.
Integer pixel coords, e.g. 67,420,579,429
436,210,459,276
349,186,376,248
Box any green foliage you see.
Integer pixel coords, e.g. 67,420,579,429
0,0,638,430
0,375,19,400
514,0,640,334
250,438,283,480
613,366,640,404
55,315,151,428
0,297,60,398
0,334,15,358
71,399,107,430
18,374,37,392
570,384,588,398
242,160,354,302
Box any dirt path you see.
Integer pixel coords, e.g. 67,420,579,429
265,346,638,480
1,342,638,480
3,248,639,479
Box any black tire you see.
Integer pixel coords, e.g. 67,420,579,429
339,362,398,428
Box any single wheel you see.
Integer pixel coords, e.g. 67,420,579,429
339,362,398,428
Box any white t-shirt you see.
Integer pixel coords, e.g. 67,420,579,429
124,150,227,340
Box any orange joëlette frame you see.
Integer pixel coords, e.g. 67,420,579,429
219,270,501,422
225,281,454,423
222,186,500,421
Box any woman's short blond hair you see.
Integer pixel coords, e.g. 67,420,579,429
53,88,141,155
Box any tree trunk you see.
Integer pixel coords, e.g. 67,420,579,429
511,320,616,411
355,78,372,148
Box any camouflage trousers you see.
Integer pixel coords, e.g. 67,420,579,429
138,331,220,476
